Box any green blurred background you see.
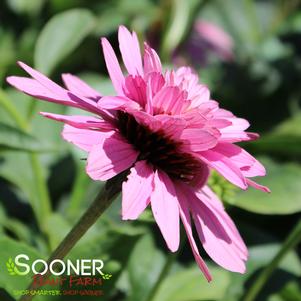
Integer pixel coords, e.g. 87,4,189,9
0,0,301,300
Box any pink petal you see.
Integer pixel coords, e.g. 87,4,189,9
143,43,162,74
199,186,248,260
66,91,101,114
155,115,186,139
145,80,154,114
62,73,101,101
62,125,108,152
176,184,212,281
246,179,271,193
147,72,165,97
125,109,161,132
86,132,138,181
213,108,234,118
152,86,187,115
98,96,140,110
206,118,232,129
40,112,113,131
189,189,247,273
197,100,219,117
123,75,147,107
219,118,252,142
101,38,124,95
188,85,210,109
182,109,207,128
6,75,80,108
118,25,143,76
198,150,247,189
16,62,99,112
151,170,180,252
180,128,219,152
214,143,266,177
122,161,154,220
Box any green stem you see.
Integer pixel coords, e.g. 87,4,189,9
19,173,124,301
243,219,301,301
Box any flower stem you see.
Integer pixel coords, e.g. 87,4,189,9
19,173,125,301
243,219,301,301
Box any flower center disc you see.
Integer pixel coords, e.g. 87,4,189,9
117,111,203,183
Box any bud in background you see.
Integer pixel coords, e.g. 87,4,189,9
174,20,234,67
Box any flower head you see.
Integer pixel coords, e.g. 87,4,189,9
7,25,269,281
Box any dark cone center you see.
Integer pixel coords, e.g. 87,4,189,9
117,111,203,183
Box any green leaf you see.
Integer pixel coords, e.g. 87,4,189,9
0,236,43,297
248,114,301,157
127,234,165,301
44,213,71,251
161,0,200,60
228,158,301,214
225,244,301,301
34,9,95,75
151,265,230,301
0,122,47,152
6,0,45,16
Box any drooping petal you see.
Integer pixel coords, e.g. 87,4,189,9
198,186,248,260
188,188,247,273
198,150,247,189
62,73,101,101
40,112,114,131
143,43,162,74
151,170,180,252
86,132,138,181
122,161,154,220
62,125,108,152
246,179,271,193
118,25,143,76
213,143,266,177
101,38,124,95
176,184,212,281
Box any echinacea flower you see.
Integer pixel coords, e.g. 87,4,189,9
7,25,269,282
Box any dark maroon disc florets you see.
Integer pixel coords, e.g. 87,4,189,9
117,111,203,183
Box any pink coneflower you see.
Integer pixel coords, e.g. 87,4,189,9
7,25,269,281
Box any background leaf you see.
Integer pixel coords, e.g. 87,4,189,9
34,9,95,75
227,158,301,214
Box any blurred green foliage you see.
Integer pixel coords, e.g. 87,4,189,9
0,0,301,301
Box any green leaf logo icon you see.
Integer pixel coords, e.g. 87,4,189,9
101,273,112,280
6,258,21,276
